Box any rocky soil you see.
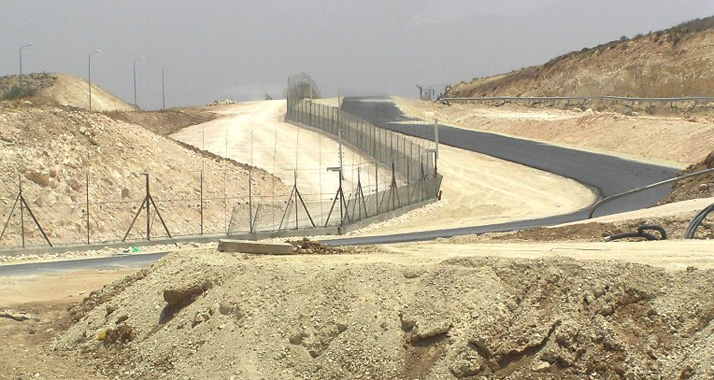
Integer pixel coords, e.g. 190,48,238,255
50,249,714,379
663,150,714,204
451,211,714,244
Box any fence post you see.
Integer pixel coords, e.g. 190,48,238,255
294,170,299,230
145,173,151,241
200,171,204,236
86,173,90,245
249,168,253,233
19,175,25,248
375,162,379,213
434,118,439,175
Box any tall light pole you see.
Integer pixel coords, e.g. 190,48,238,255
19,43,34,76
162,63,172,109
133,57,145,107
19,43,33,87
88,50,101,111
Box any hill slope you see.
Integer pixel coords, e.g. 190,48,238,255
0,101,284,248
449,17,714,98
0,73,136,112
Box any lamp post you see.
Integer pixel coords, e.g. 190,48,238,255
133,57,145,107
19,43,34,89
162,63,172,109
88,50,101,111
19,43,34,78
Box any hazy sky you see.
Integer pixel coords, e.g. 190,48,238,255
2,1,713,109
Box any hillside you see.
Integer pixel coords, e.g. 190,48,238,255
0,73,136,112
449,16,714,98
0,101,285,248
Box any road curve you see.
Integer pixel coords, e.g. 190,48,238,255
0,98,680,275
325,97,679,245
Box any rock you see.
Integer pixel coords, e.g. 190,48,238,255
533,361,551,372
163,282,210,306
0,309,35,321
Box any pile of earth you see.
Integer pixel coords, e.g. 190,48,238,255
106,108,216,136
288,237,345,255
662,150,714,204
53,249,714,379
453,212,713,243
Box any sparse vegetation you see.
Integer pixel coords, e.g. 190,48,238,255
448,15,714,99
2,85,37,100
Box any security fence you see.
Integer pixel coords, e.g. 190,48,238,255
0,74,442,251
1,160,440,250
286,72,442,199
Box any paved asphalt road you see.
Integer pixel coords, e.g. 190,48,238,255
0,98,680,275
326,97,679,245
0,252,167,277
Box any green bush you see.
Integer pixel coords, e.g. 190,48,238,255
2,85,37,100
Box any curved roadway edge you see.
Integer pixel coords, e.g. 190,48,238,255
0,252,167,277
324,97,679,246
0,98,681,274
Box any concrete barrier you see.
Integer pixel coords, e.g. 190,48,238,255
218,240,294,255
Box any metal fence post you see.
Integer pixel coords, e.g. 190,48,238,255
86,173,90,245
19,175,25,248
249,168,254,233
145,173,150,241
200,171,204,236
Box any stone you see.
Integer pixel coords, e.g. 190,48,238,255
218,240,293,255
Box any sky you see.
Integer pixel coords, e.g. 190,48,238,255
2,1,713,110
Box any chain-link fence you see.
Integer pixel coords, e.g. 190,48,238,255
286,72,442,220
0,74,442,250
0,159,440,250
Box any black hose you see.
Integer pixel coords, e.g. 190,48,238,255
605,224,667,242
637,224,667,240
606,231,659,242
684,203,714,239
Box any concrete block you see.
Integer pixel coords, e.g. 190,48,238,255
218,240,293,255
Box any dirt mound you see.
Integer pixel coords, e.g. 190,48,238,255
0,101,286,247
52,249,714,379
288,237,344,254
450,211,714,243
449,17,714,99
106,107,216,136
662,150,714,204
1,73,136,112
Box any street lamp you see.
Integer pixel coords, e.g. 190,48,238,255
133,57,145,107
88,50,101,111
19,43,33,87
19,43,34,77
162,63,172,109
